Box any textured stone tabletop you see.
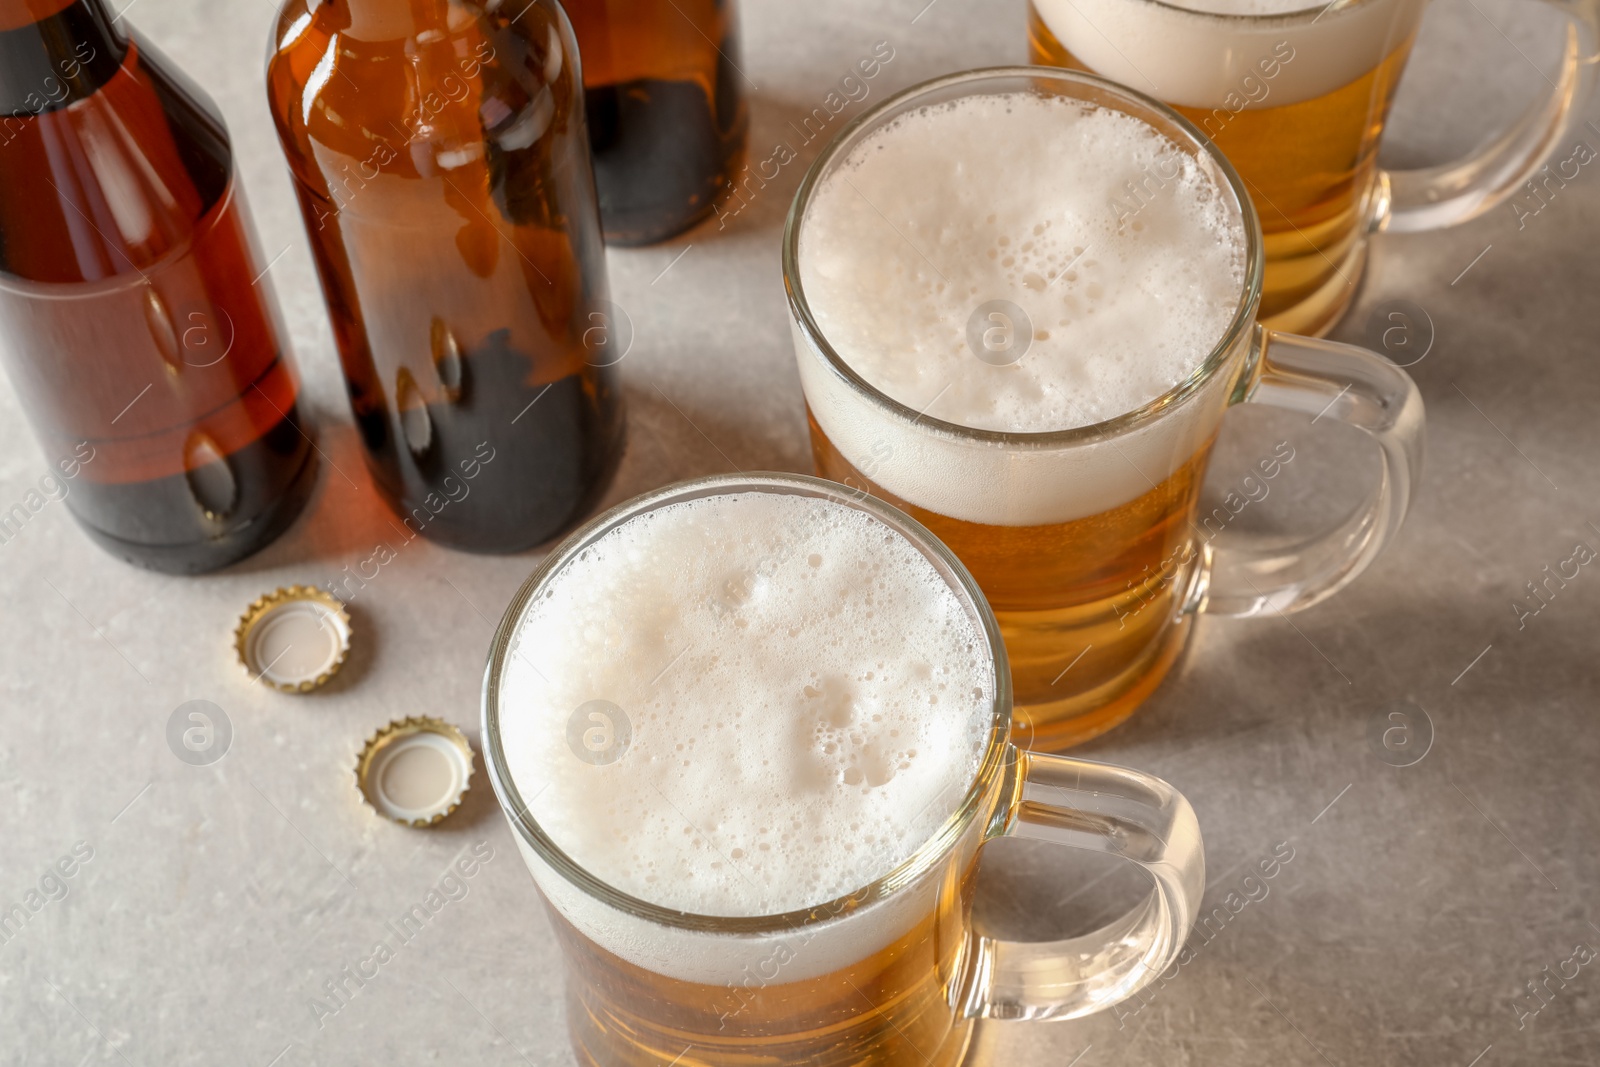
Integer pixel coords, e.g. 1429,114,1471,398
2,0,1597,1063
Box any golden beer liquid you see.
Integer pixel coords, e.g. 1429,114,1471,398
1029,4,1417,335
553,854,980,1066
809,409,1216,751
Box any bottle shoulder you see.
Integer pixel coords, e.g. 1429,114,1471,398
267,1,586,181
268,0,578,93
0,32,234,283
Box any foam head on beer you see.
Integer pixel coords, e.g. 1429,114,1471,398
800,91,1245,434
794,89,1251,527
499,491,994,928
1031,0,1426,110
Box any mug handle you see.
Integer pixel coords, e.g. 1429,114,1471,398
1375,0,1600,233
1192,324,1425,618
961,750,1204,1021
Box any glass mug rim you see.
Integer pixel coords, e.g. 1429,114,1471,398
1101,0,1383,26
481,471,1015,937
780,64,1267,450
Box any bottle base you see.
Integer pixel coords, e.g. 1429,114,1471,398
67,442,320,575
374,414,627,556
586,77,747,247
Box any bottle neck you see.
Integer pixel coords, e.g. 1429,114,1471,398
0,0,126,117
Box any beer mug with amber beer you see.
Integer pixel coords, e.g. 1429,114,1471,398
786,68,1425,751
484,472,1206,1066
1030,0,1600,334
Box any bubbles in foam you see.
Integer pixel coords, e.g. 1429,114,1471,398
498,491,994,917
799,92,1245,434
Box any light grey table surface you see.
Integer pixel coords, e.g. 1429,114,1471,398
2,0,1597,1063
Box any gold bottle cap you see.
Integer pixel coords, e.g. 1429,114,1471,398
354,717,475,828
234,585,352,693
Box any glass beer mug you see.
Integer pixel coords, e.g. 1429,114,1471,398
785,68,1425,751
1030,0,1600,334
484,473,1206,1066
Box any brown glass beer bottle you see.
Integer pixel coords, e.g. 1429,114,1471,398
267,0,624,554
564,0,749,245
0,0,318,573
